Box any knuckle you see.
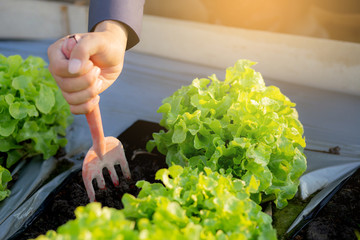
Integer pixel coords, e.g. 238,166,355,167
50,63,62,75
82,105,92,114
83,74,94,87
61,91,72,103
87,87,99,98
59,80,70,92
82,101,96,114
62,92,80,105
69,105,82,115
73,43,87,57
52,76,62,86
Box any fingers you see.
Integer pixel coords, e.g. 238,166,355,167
56,68,102,115
67,34,106,74
55,66,101,93
69,95,100,115
49,58,93,78
55,65,100,105
61,84,99,106
48,36,94,78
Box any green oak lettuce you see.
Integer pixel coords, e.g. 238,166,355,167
36,166,277,240
35,203,139,240
147,60,307,208
0,54,73,200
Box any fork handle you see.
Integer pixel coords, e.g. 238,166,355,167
86,103,106,159
61,36,106,160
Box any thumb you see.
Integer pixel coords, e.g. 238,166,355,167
67,35,100,75
61,36,77,60
64,36,87,75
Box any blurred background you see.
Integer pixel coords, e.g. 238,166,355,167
144,0,360,44
46,0,360,43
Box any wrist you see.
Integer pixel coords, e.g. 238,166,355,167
94,20,129,44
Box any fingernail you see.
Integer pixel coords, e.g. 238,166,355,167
68,59,82,74
96,79,103,92
92,95,100,104
94,67,101,77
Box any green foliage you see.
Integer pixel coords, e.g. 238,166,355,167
35,203,139,240
355,228,360,240
0,54,73,201
35,166,277,240
147,60,307,208
0,165,11,201
123,165,277,239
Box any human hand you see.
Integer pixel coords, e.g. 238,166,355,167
47,20,128,114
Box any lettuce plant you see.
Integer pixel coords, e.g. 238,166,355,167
147,60,307,208
36,203,139,240
123,165,277,239
36,166,277,240
0,54,73,200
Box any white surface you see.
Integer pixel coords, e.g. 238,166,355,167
134,15,360,97
299,162,360,199
0,0,88,39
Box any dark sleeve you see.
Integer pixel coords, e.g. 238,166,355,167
88,0,145,50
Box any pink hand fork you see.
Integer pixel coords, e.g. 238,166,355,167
62,35,131,202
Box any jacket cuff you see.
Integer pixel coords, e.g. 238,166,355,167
88,0,145,50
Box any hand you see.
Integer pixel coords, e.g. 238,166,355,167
47,20,128,114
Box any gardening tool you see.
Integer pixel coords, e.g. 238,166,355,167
61,35,131,202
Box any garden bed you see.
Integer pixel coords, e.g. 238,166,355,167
8,125,360,240
12,120,167,240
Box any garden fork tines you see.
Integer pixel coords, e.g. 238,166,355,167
82,104,131,202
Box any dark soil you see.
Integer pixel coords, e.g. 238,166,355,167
293,168,360,240
13,120,167,240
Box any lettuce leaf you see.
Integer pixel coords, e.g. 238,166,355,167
147,60,307,208
0,166,11,201
0,54,73,201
